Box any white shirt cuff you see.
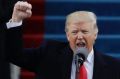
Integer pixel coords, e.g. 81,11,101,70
6,20,22,29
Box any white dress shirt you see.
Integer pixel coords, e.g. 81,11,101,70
71,48,94,79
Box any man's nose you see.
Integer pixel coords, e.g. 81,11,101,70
77,32,83,40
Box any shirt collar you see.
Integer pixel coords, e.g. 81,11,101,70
86,48,94,64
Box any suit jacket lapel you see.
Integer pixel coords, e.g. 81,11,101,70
93,51,107,79
61,46,107,79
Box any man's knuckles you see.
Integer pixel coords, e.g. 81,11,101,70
15,1,32,11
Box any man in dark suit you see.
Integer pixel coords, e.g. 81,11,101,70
7,1,120,79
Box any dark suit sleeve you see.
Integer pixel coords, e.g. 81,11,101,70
5,24,65,72
6,25,46,72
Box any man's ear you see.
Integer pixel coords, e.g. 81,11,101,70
94,29,98,40
66,32,70,41
94,33,98,40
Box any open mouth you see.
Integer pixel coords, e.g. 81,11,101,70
76,42,86,48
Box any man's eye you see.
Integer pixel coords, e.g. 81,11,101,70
82,30,89,34
71,31,77,34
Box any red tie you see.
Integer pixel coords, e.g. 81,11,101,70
79,65,87,79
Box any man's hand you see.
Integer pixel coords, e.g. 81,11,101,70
11,1,32,22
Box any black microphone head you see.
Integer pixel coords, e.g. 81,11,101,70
74,47,89,65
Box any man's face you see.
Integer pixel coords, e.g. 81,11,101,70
66,21,97,53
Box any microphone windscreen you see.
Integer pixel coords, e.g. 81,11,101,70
74,47,89,62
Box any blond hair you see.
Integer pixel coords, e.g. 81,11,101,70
65,11,98,33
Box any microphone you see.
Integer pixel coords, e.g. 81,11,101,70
74,47,88,73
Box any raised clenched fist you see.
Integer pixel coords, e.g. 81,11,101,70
12,1,32,22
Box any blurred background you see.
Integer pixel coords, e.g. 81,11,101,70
1,0,120,79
